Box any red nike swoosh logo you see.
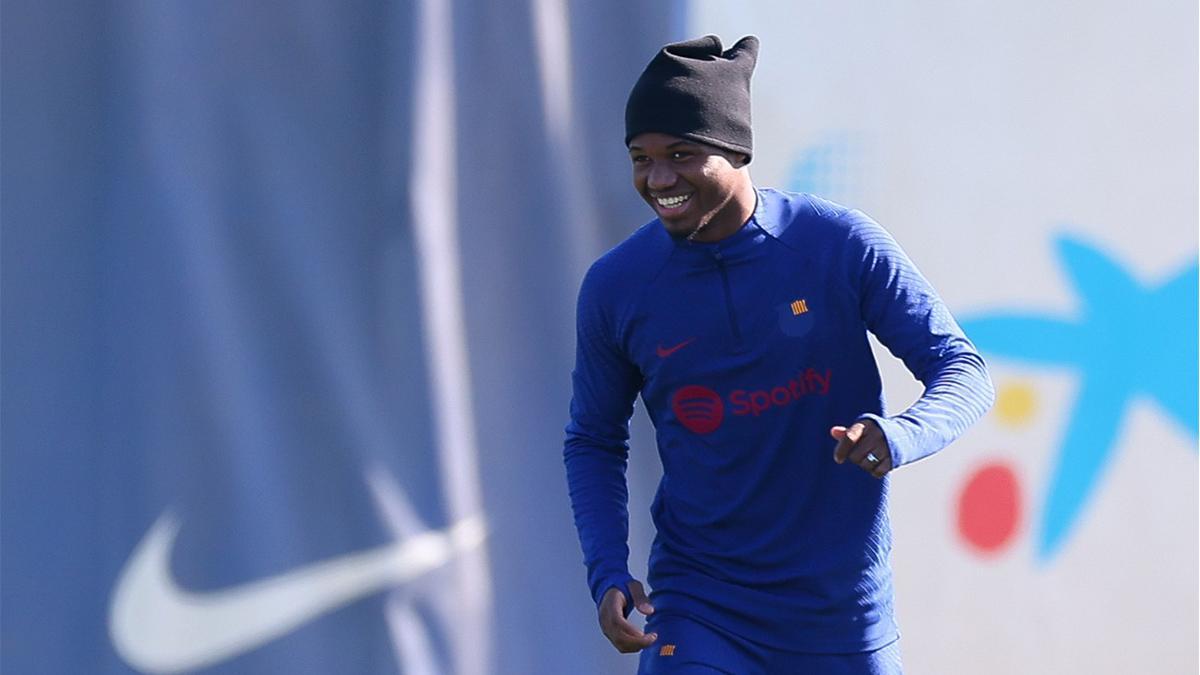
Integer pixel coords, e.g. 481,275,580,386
656,338,696,358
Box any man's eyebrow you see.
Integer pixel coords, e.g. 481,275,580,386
628,141,698,152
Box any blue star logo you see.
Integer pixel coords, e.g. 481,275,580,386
786,131,861,205
960,235,1198,561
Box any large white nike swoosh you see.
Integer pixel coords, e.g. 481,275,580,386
109,512,487,674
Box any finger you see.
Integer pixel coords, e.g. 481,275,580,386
850,441,889,475
599,611,635,641
854,444,886,472
845,422,865,443
833,437,852,463
613,634,658,653
607,619,657,653
844,424,883,464
832,423,864,463
599,586,627,619
830,426,850,463
846,436,883,465
628,580,655,616
871,455,894,479
619,624,657,648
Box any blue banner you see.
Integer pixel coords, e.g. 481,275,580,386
2,2,676,673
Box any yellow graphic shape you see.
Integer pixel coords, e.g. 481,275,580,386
791,299,809,315
994,380,1037,427
659,645,676,656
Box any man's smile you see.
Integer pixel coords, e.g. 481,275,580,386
653,193,692,217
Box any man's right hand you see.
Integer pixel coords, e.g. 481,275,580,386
598,580,657,653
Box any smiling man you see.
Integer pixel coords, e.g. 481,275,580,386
628,133,751,242
563,35,995,675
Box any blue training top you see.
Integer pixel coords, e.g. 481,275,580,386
564,188,994,653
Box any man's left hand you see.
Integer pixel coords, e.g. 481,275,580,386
831,419,892,478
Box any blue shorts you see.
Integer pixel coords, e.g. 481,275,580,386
636,612,903,675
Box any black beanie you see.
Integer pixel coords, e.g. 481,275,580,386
625,35,759,161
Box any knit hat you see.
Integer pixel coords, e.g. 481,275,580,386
625,35,759,161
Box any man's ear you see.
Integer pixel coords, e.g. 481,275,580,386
731,153,750,169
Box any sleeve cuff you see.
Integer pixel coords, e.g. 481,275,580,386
593,573,636,617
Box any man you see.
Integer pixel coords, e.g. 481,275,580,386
563,35,994,674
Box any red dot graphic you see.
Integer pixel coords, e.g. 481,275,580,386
956,461,1021,555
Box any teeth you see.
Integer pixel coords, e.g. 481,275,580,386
656,194,690,208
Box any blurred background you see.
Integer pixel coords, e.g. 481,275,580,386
2,0,1196,673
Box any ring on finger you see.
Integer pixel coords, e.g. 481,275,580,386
866,452,880,464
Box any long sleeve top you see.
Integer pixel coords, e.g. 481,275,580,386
563,188,994,652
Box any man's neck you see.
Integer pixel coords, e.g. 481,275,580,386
688,181,757,243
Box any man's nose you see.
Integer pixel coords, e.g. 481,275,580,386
646,163,677,191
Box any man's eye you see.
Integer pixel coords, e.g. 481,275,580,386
671,152,692,160
632,155,649,164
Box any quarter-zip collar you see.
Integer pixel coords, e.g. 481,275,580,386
668,189,774,267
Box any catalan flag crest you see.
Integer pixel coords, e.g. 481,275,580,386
791,299,810,316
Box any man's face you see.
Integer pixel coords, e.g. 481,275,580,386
628,132,750,241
